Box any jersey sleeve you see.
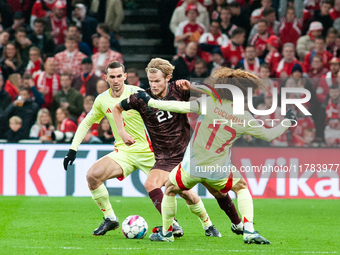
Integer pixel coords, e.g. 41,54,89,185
70,97,104,151
172,82,190,101
148,98,200,113
243,111,289,142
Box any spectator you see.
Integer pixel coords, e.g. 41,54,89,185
199,20,228,63
190,58,209,78
14,27,33,65
0,74,11,113
221,27,246,68
126,68,149,90
72,58,101,97
249,19,270,58
91,36,123,78
54,35,87,78
30,0,57,27
330,0,340,20
51,73,83,125
308,55,329,91
0,30,10,57
34,57,61,109
324,104,340,146
170,0,210,35
4,116,25,143
0,42,25,81
235,45,262,76
319,57,340,92
22,74,45,107
229,1,251,35
264,35,281,75
172,41,198,80
97,117,114,144
325,84,340,110
279,6,303,47
256,63,279,96
96,79,109,96
4,74,22,102
175,4,206,45
326,27,338,53
248,7,280,43
29,18,55,59
72,4,98,48
25,47,42,77
1,86,39,138
91,33,100,54
210,0,226,20
9,12,31,40
55,108,77,133
304,36,333,73
250,0,273,25
77,95,98,131
306,0,333,37
172,41,186,61
29,108,55,142
96,23,121,53
207,47,229,74
219,6,237,38
54,24,92,56
297,21,323,61
89,0,124,33
45,1,68,46
275,42,302,78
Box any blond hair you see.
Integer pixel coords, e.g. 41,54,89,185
36,108,52,127
209,68,265,101
145,58,175,78
9,116,22,125
8,73,21,88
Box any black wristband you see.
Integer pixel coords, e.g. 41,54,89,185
120,99,132,111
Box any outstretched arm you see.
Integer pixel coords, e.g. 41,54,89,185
112,103,135,146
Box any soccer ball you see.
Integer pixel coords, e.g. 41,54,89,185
122,215,148,239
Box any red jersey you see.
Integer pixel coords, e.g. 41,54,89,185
31,0,55,19
330,8,340,20
265,49,282,75
59,118,77,133
221,41,245,68
275,58,302,78
303,50,333,72
26,59,42,77
279,18,302,46
250,33,270,57
34,72,61,109
175,20,205,44
77,111,98,131
199,32,229,63
50,15,67,46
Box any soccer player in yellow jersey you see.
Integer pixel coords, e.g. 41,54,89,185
63,61,157,235
138,68,297,243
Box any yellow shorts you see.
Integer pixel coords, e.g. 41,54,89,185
169,164,241,193
105,149,155,180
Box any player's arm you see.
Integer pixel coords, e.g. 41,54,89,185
244,109,297,142
63,99,103,170
175,79,210,95
112,101,135,146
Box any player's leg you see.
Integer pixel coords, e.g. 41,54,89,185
178,190,222,237
202,182,243,235
232,178,270,244
144,167,184,237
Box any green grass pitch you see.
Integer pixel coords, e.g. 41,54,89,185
0,196,339,255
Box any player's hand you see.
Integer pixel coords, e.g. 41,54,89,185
63,149,77,171
120,131,135,146
284,109,297,126
176,79,190,90
137,90,151,104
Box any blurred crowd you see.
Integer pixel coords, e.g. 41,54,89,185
0,0,339,148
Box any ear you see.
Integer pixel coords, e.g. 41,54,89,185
123,72,127,80
166,75,171,82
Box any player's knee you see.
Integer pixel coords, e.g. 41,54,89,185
232,178,248,193
144,179,157,192
86,167,102,188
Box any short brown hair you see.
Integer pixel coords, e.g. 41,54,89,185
105,61,125,73
126,68,139,77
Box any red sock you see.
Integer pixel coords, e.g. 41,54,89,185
148,188,163,215
217,195,241,225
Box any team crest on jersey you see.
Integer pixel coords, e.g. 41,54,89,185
126,110,133,116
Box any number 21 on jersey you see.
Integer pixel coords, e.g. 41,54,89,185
156,111,173,123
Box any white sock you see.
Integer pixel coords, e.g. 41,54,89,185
244,222,254,233
203,224,212,230
237,221,244,229
173,219,179,226
106,213,117,221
